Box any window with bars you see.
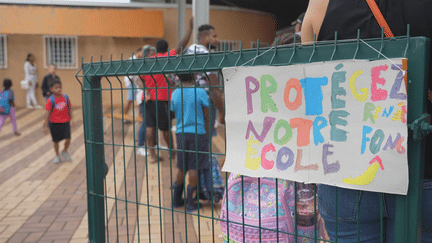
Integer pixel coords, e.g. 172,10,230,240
44,36,78,69
215,40,242,52
0,35,7,69
250,41,270,49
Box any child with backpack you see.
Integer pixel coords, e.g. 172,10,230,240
170,73,210,212
43,76,73,164
0,78,21,136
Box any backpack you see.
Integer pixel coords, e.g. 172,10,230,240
49,94,70,113
220,174,326,243
0,90,11,115
199,155,225,202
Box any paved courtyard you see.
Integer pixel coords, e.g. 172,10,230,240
0,107,226,243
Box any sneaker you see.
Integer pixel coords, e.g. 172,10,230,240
34,105,43,109
53,156,62,164
27,105,34,109
137,148,147,156
61,151,72,162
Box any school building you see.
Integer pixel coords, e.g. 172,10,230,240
0,1,276,107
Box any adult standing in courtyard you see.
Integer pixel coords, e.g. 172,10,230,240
24,53,42,109
137,45,155,157
123,47,144,118
184,24,224,127
142,17,194,163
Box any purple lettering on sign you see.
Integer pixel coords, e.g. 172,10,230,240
245,117,277,143
245,76,260,115
322,143,341,175
389,64,407,100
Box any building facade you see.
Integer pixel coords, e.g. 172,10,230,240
0,2,276,107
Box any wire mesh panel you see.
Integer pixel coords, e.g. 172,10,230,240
76,33,429,243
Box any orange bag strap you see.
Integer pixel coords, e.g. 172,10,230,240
366,1,407,90
365,0,394,37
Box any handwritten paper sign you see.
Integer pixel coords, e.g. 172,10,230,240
222,59,408,195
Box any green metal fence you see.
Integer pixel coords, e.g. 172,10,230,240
76,31,430,242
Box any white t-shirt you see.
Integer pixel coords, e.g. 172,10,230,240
123,55,140,88
184,44,217,91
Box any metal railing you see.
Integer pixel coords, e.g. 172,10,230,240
76,32,430,242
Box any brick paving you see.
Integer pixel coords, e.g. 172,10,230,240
0,108,226,243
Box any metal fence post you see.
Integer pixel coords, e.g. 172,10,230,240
394,37,430,243
83,75,106,243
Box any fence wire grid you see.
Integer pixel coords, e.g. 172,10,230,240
76,32,430,243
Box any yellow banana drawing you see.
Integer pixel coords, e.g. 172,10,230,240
342,156,384,185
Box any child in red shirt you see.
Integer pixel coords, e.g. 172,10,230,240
43,77,73,164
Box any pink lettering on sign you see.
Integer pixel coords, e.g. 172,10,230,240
392,102,407,123
369,155,384,170
261,143,276,170
371,65,389,102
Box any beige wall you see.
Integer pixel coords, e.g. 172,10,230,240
0,5,164,38
0,35,154,108
0,6,276,108
210,9,276,47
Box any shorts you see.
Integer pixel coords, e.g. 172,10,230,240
50,122,71,142
145,100,171,131
176,133,210,171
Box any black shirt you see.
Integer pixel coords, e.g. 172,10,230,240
318,0,432,179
